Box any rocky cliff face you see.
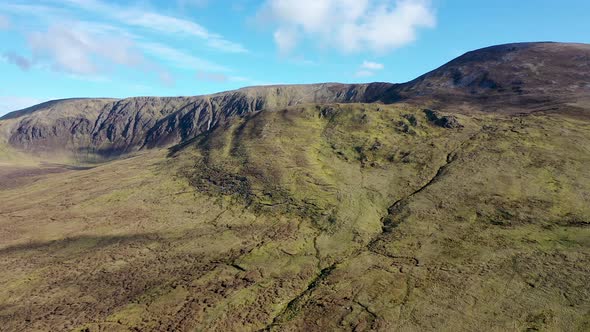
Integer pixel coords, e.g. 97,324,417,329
1,42,588,160
0,83,395,160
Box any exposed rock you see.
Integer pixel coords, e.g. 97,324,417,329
423,109,463,128
0,84,395,160
402,114,418,127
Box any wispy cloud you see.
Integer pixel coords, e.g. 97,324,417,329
361,60,384,70
259,0,436,54
274,27,298,55
197,71,231,83
0,1,246,86
2,52,32,70
355,60,385,77
0,19,179,86
140,42,230,72
0,3,70,21
57,0,248,53
196,71,250,83
24,23,144,75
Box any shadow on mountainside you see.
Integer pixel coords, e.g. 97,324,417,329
0,234,159,256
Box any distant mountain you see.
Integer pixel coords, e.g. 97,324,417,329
1,42,588,161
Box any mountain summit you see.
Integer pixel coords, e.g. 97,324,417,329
397,42,590,109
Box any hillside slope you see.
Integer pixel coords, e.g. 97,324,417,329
1,104,589,331
1,42,588,161
1,42,590,330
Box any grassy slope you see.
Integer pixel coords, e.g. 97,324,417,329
0,104,589,331
0,150,323,331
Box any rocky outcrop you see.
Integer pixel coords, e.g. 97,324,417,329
423,109,462,128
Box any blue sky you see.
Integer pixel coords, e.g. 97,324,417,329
0,0,589,115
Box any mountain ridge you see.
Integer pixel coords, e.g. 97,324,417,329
1,42,588,161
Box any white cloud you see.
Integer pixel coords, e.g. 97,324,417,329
274,27,298,55
1,1,252,88
0,15,10,29
0,3,78,22
140,42,230,72
355,60,385,77
1,13,233,85
25,23,144,75
259,0,435,54
3,22,178,86
58,0,247,53
123,13,209,39
361,60,384,70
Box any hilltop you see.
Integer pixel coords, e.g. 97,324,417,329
397,42,590,112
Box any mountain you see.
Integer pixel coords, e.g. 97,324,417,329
0,83,394,160
1,42,590,331
2,42,588,161
396,42,590,112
